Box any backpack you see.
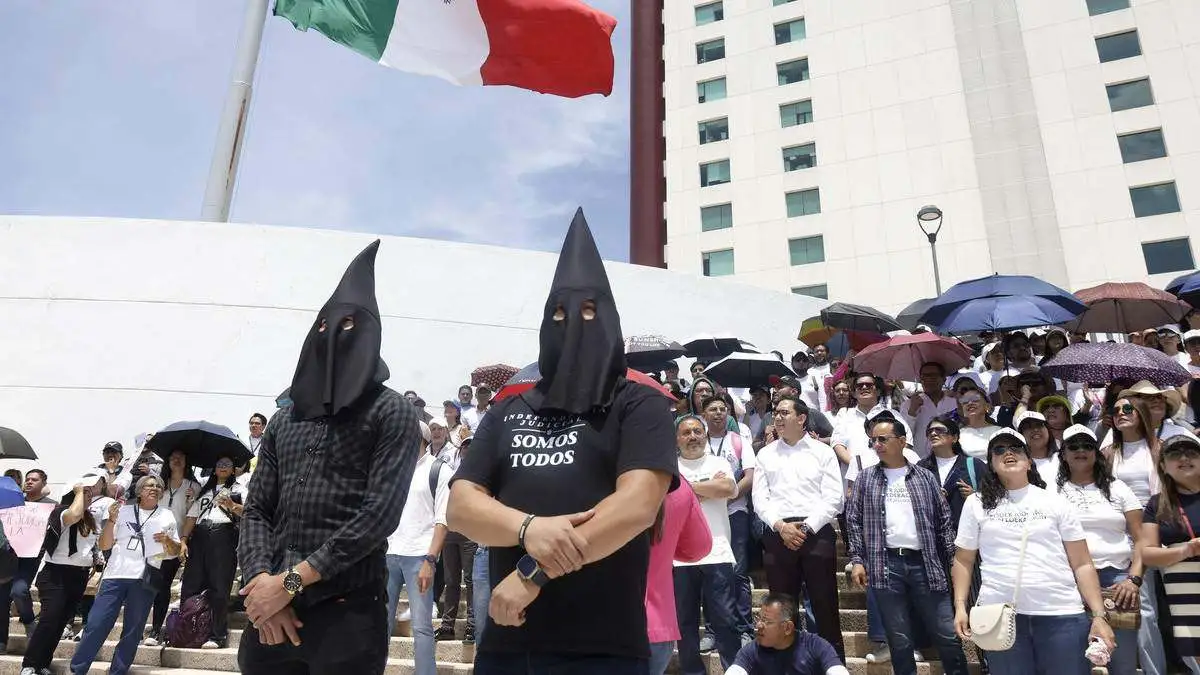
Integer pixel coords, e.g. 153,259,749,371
164,591,213,648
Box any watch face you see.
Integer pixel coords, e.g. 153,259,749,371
516,555,539,579
284,573,302,593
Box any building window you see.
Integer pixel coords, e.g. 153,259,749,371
698,118,729,145
695,1,723,25
697,77,727,103
1118,129,1168,163
700,159,731,187
703,249,735,277
786,188,821,217
1130,182,1182,218
1096,30,1141,63
782,143,817,172
789,236,825,266
1143,238,1195,275
780,100,813,127
774,18,806,45
1107,79,1154,112
701,203,733,232
792,284,829,299
773,0,796,5
696,38,725,64
1087,0,1130,15
777,58,810,85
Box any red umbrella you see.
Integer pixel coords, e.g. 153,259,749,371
494,363,676,402
471,364,520,391
850,333,973,382
1070,282,1191,333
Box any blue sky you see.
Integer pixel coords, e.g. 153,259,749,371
0,0,633,260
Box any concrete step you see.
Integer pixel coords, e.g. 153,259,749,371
0,654,474,675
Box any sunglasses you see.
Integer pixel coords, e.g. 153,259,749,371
1064,442,1098,453
1164,447,1200,460
855,382,876,390
926,427,950,438
869,435,901,446
215,461,235,469
990,445,1026,457
960,395,985,404
1111,403,1136,416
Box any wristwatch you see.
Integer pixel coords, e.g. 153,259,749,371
1129,575,1144,587
516,554,550,588
422,554,438,566
282,568,304,597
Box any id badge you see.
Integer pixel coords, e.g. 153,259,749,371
127,536,143,552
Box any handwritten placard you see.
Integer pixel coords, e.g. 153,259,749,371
0,503,55,558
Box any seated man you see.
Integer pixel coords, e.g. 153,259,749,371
725,594,847,675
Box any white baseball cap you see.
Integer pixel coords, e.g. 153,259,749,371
1062,424,1098,444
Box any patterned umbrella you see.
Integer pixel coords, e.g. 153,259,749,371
850,333,973,382
624,335,686,370
1040,342,1191,387
1069,282,1191,333
797,317,886,351
494,363,676,402
471,364,520,391
0,427,37,460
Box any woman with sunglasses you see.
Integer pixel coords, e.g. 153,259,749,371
917,416,988,530
1016,411,1060,488
1139,433,1200,674
952,429,1114,675
179,454,246,649
954,385,1001,460
1056,425,1144,675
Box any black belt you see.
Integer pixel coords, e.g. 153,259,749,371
782,517,808,524
886,547,922,557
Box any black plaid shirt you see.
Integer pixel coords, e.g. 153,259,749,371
240,386,421,606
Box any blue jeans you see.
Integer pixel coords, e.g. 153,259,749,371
674,563,740,675
1140,570,1167,675
648,641,675,675
986,612,1091,675
473,546,490,646
386,555,434,675
70,578,155,675
1096,567,1138,675
474,651,648,674
872,550,967,675
867,586,886,642
728,510,754,637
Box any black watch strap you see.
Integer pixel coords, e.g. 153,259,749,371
1129,575,1144,587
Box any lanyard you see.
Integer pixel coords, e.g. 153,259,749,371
1182,507,1196,539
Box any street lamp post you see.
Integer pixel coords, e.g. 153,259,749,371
917,205,944,295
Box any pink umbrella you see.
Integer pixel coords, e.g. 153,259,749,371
850,333,973,382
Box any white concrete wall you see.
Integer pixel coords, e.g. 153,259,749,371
0,216,827,485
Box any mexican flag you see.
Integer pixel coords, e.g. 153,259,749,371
274,0,618,98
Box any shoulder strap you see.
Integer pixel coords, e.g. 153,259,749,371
428,457,447,500
1011,507,1033,607
965,457,977,491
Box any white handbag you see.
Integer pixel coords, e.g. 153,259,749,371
969,510,1031,652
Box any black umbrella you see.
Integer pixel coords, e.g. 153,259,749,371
897,298,938,332
820,303,902,334
147,421,251,469
0,428,37,460
624,335,686,370
683,334,757,360
703,352,796,388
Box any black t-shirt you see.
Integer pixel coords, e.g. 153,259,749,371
1145,491,1200,549
451,380,678,658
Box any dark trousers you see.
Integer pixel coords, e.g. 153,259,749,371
238,586,389,675
727,510,754,636
180,523,238,642
440,539,477,632
473,652,649,675
763,523,843,658
0,556,40,644
150,556,183,633
23,563,88,669
873,550,967,675
674,563,740,675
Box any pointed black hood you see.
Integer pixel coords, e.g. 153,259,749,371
535,208,626,414
289,240,387,420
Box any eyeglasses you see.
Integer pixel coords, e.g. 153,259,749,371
855,382,876,390
1063,442,1098,453
215,460,235,469
1111,403,1136,417
926,427,950,438
990,445,1026,457
959,395,985,404
1164,447,1200,460
869,435,901,446
752,612,789,627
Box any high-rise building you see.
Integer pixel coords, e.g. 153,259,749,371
660,0,1200,312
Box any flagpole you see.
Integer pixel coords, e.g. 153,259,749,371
201,0,270,222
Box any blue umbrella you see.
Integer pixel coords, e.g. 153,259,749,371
919,274,1086,332
0,477,25,510
1166,270,1200,305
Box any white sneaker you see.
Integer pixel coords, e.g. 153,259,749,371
20,667,36,675
913,650,925,663
865,643,891,664
142,636,161,647
200,641,219,650
397,609,412,622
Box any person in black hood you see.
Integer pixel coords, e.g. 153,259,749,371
237,240,421,675
448,208,679,675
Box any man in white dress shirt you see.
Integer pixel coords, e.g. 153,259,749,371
902,363,957,459
753,395,845,660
